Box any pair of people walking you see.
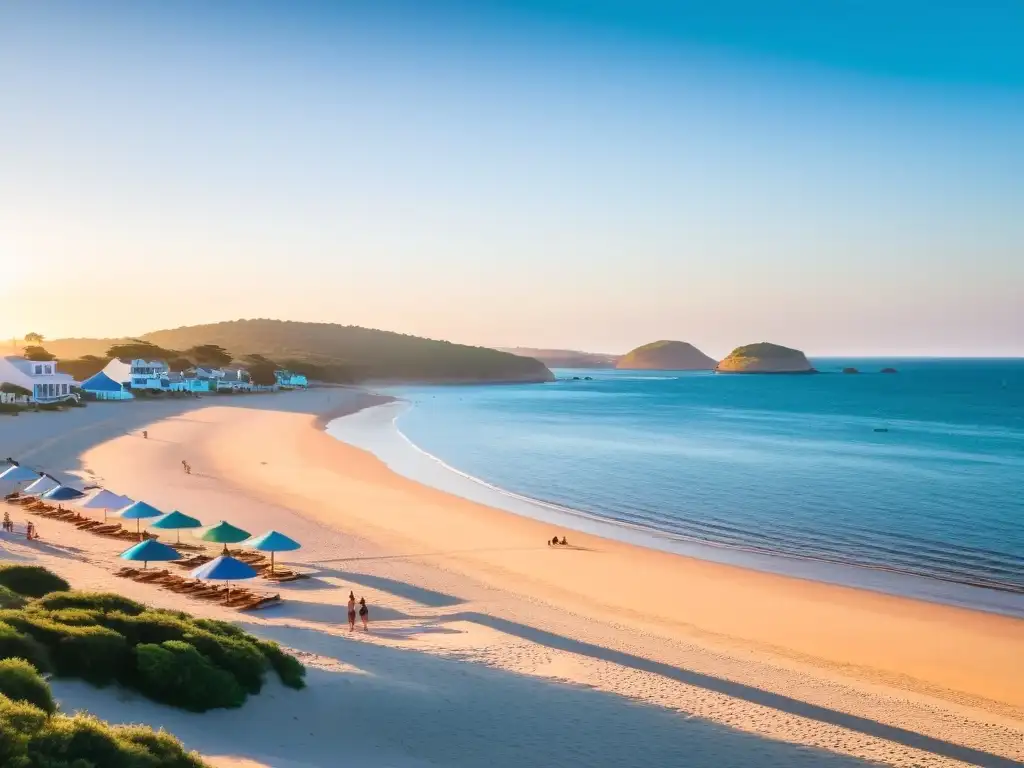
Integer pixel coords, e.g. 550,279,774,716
347,591,369,631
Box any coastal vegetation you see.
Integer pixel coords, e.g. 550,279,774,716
0,567,306,715
45,319,555,384
715,342,815,373
616,340,717,370
0,566,251,767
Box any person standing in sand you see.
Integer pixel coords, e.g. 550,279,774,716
358,597,369,631
347,592,356,631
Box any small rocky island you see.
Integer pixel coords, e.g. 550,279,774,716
842,367,859,374
616,340,717,370
716,342,815,373
881,367,898,374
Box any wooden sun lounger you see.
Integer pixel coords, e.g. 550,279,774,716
171,555,212,569
90,523,122,535
263,570,304,582
236,594,282,611
75,520,102,530
131,569,171,583
114,567,141,578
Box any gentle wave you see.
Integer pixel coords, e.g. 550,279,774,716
387,402,1024,596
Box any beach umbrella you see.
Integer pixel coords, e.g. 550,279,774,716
190,555,257,603
42,485,86,502
78,489,133,521
120,539,180,569
118,500,164,540
149,510,202,544
0,465,40,487
245,530,300,575
195,521,251,553
23,474,60,496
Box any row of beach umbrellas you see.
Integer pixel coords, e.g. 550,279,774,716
2,462,300,584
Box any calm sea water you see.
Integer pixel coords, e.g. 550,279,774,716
329,359,1024,614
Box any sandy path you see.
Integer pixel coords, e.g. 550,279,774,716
2,389,1022,768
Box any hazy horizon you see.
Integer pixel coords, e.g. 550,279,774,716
2,2,1022,357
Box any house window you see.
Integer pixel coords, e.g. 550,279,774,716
34,365,43,375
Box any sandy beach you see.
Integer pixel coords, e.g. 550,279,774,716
1,388,1022,768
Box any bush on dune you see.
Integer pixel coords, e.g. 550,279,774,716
34,590,145,616
0,585,27,609
0,692,209,768
0,568,305,713
0,566,69,598
0,622,51,672
134,641,245,711
0,658,56,714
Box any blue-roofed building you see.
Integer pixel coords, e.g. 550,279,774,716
80,369,134,400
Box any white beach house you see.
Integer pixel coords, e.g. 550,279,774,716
216,366,253,392
0,356,79,403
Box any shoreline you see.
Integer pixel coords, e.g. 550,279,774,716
2,388,1022,767
327,398,1024,618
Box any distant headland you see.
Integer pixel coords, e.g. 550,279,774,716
616,341,717,371
715,343,815,374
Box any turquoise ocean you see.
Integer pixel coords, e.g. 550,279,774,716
327,359,1024,617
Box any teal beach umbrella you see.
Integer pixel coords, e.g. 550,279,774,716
195,521,251,553
120,539,180,569
149,510,203,543
245,530,300,574
118,501,164,540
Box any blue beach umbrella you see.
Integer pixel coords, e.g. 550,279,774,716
23,474,60,496
118,500,164,539
42,486,86,502
120,539,180,569
0,465,41,487
245,530,300,575
190,555,258,603
149,510,202,544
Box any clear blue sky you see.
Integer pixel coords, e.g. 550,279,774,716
1,1,1021,357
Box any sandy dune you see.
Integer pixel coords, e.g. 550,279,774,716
1,389,1022,768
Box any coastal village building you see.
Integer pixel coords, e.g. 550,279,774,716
274,370,308,388
216,366,253,392
0,356,79,404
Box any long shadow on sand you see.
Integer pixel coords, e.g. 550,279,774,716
309,565,465,608
199,620,884,768
442,612,1018,768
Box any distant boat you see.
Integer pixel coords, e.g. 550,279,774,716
874,428,889,433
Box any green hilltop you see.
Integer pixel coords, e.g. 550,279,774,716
41,319,554,384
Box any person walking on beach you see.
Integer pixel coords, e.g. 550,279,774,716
142,430,148,439
358,597,369,631
347,592,356,631
181,459,188,473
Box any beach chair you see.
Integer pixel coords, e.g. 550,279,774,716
114,567,141,578
264,569,303,582
236,594,282,611
131,569,171,583
90,523,122,535
75,520,102,530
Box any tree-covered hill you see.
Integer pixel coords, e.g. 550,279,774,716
43,320,553,384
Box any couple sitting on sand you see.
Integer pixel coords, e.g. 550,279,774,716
548,535,569,546
347,591,369,631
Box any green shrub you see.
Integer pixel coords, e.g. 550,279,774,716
0,692,47,765
8,614,125,685
35,591,145,616
51,625,127,686
134,641,245,711
0,622,50,672
0,658,56,714
0,566,69,598
256,639,306,689
0,586,26,609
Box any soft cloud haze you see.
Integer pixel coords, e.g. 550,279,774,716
1,1,1022,357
